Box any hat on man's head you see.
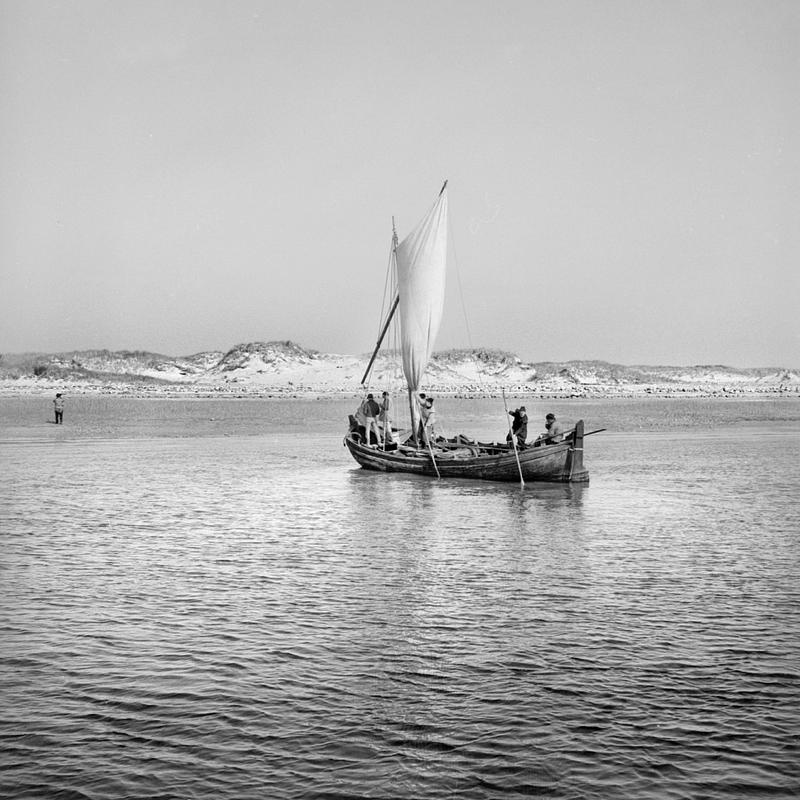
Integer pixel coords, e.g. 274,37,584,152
367,393,373,399
520,406,526,411
546,413,555,420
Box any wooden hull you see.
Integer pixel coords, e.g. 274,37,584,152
344,420,590,483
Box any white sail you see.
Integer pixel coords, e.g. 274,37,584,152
395,187,448,394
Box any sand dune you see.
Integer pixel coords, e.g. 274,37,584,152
1,341,797,398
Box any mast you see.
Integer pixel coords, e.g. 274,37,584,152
408,387,418,447
360,222,400,386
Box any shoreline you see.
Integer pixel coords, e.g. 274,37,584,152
2,380,798,401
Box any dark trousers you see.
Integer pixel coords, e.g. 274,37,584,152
507,430,526,448
55,411,63,424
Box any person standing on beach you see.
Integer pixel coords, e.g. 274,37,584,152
53,393,64,424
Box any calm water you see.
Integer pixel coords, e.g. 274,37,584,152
1,396,799,799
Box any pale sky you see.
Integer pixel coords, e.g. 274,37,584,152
1,0,798,366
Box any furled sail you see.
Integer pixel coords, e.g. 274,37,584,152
395,187,448,394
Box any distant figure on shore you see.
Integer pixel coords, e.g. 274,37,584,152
379,391,394,443
361,393,382,447
536,413,563,445
507,406,528,448
53,393,64,424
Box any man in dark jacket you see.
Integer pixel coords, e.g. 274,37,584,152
507,406,528,448
361,393,382,446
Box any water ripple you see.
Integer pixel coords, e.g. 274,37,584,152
2,401,799,798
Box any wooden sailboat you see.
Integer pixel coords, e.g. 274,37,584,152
344,182,592,483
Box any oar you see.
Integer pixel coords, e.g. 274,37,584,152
502,389,525,487
539,426,606,444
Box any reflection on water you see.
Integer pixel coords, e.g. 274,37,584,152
347,469,586,532
1,398,799,799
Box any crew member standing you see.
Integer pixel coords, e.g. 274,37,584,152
379,391,394,443
422,397,437,444
416,393,427,442
361,393,382,447
507,406,528,448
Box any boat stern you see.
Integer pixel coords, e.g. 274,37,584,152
562,419,589,482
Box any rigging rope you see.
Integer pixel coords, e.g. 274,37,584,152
449,200,487,399
363,236,399,395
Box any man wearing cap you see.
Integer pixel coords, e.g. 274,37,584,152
507,406,528,448
422,397,437,445
360,393,382,447
539,413,563,445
